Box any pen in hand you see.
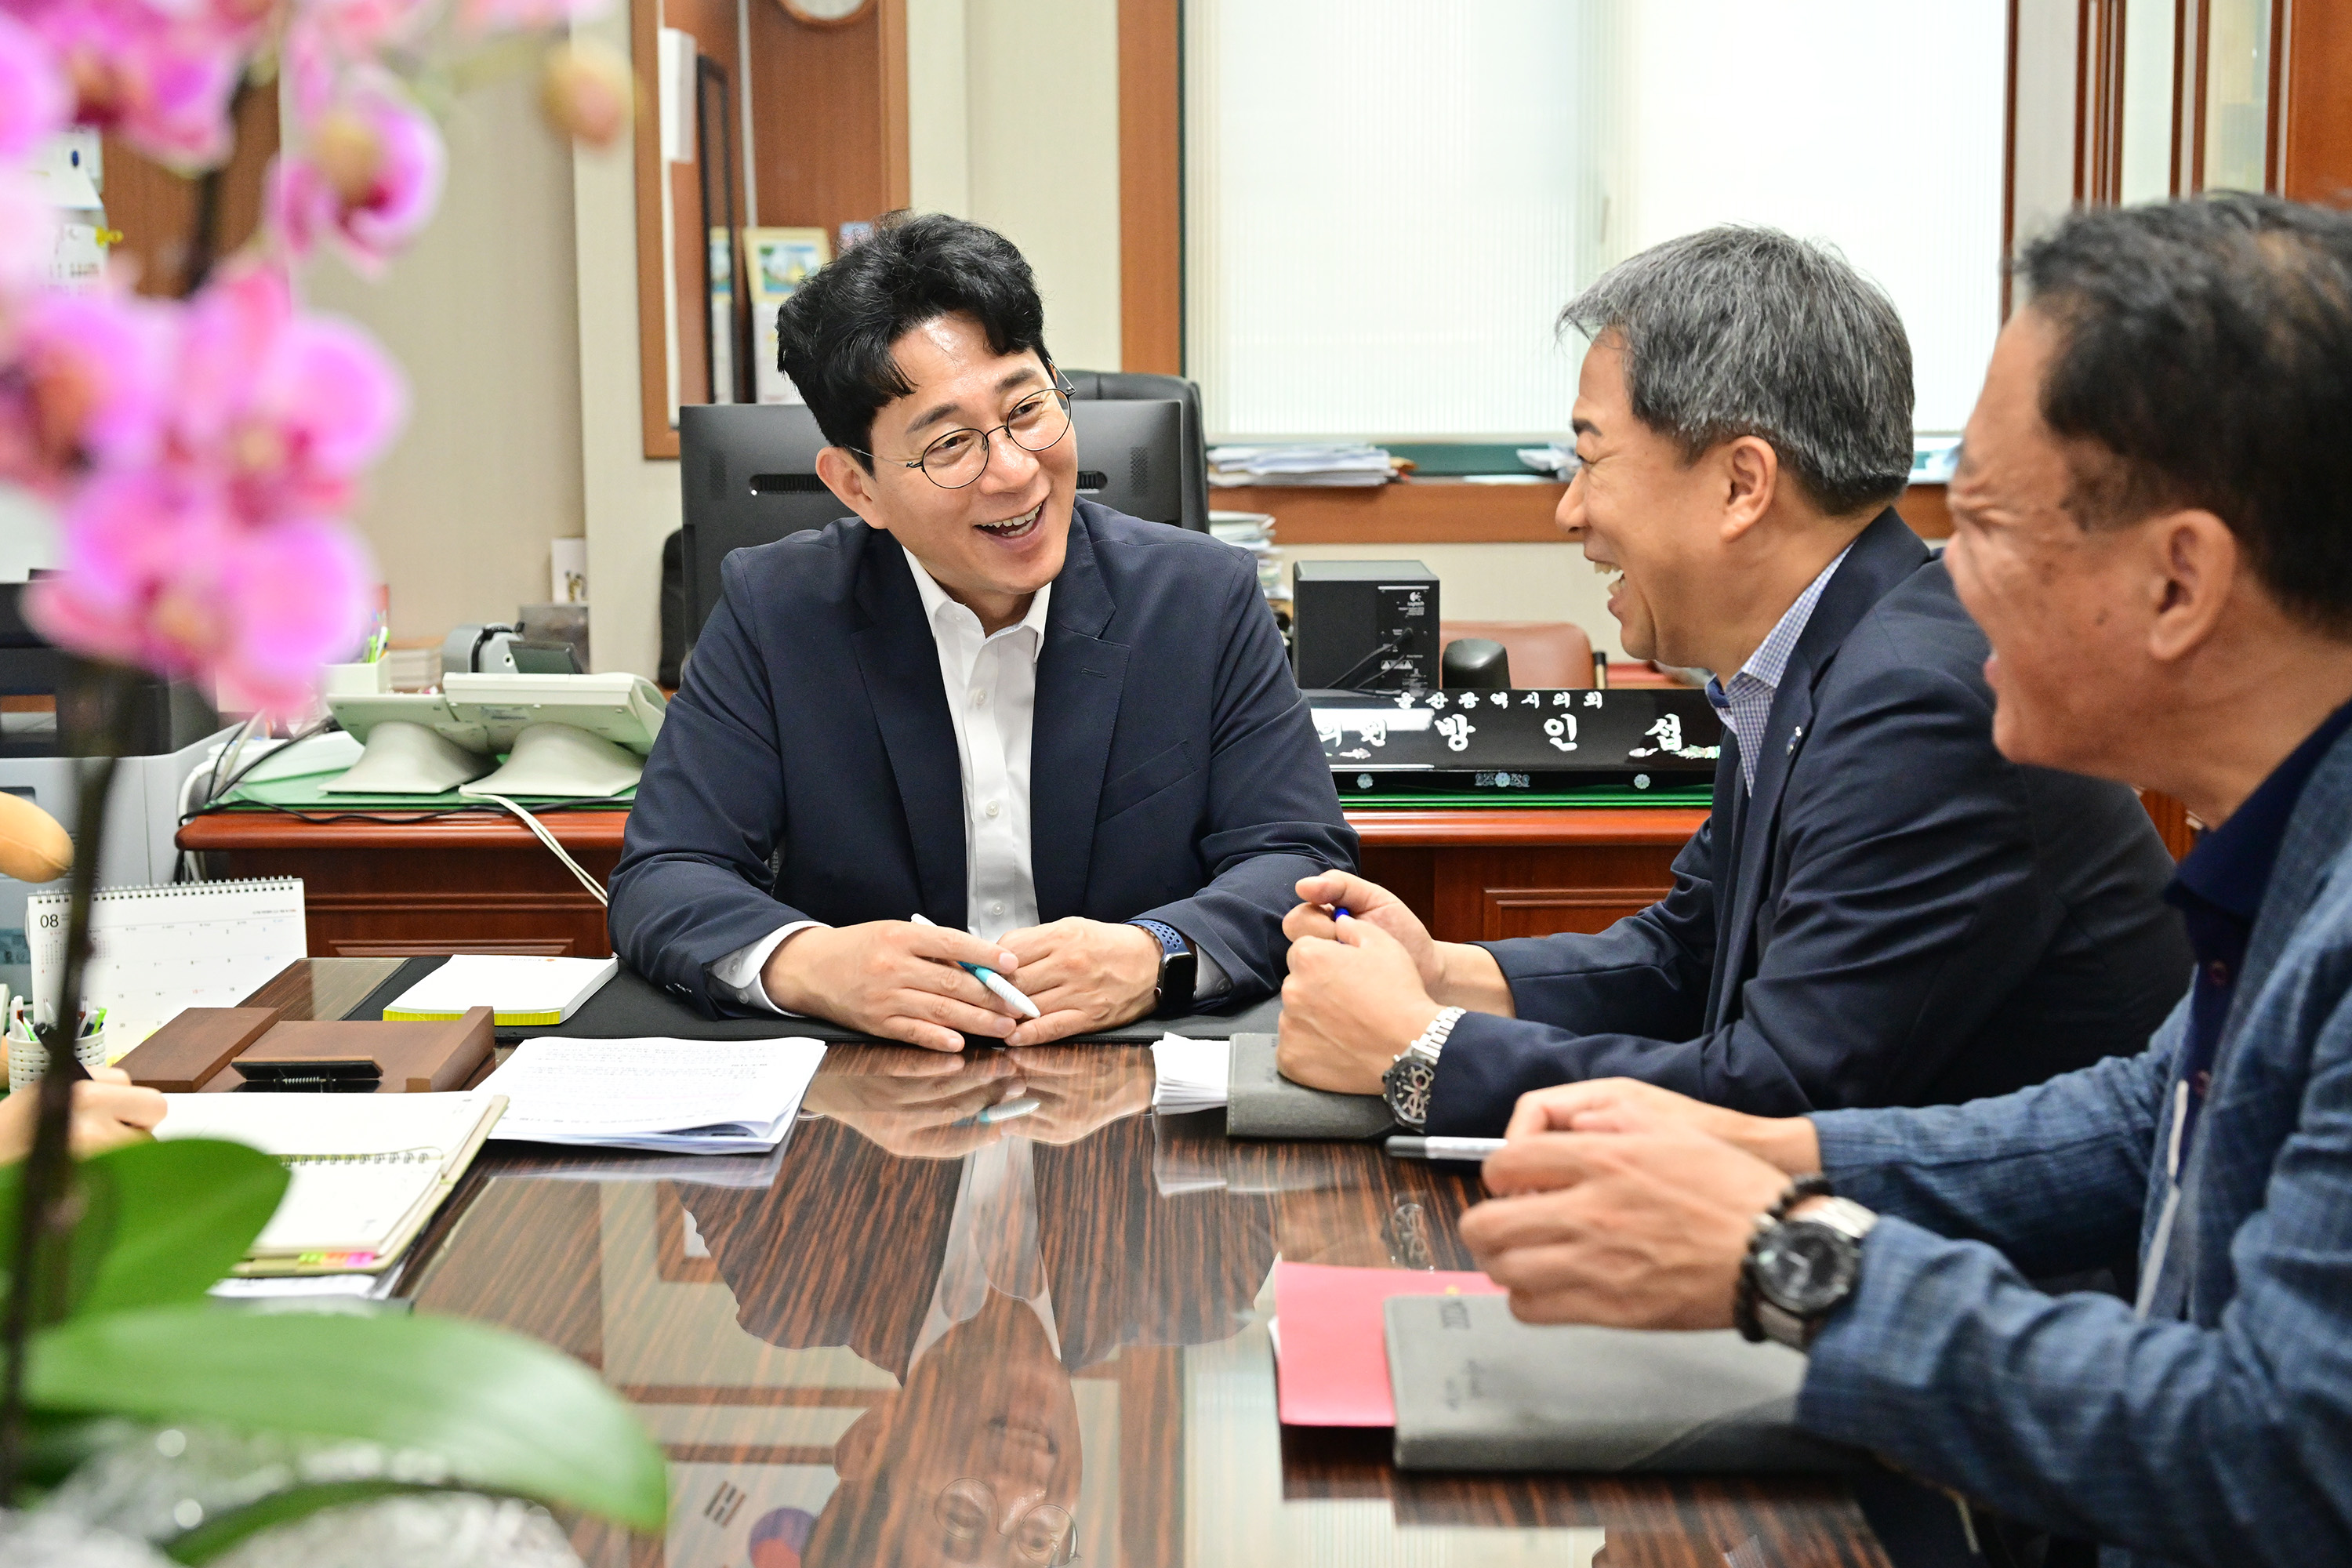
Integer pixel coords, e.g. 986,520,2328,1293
909,912,1042,1020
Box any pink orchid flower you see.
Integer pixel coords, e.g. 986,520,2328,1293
0,284,176,488
168,262,408,521
20,0,260,169
0,171,56,299
0,10,68,165
25,469,377,715
266,77,445,273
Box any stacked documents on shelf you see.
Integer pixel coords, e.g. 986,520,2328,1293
478,1036,826,1153
1209,510,1282,601
1208,445,1396,487
383,954,619,1026
1150,1034,1232,1113
156,1091,504,1276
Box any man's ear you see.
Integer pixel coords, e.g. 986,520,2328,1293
2146,509,2241,666
817,447,892,534
1716,436,1780,543
829,1394,897,1481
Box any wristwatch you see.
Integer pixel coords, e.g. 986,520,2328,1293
1381,1007,1466,1129
1740,1192,1877,1351
1129,919,1196,1019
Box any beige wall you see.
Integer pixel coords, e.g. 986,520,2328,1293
308,71,586,647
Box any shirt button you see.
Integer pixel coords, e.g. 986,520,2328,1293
985,800,1001,818
2208,960,2231,986
971,689,988,708
991,902,1005,916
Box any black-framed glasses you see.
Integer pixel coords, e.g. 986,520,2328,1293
935,1478,1076,1563
855,376,1074,489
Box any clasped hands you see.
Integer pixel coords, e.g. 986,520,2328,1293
762,916,1161,1051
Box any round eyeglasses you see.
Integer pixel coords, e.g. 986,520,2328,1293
935,1479,1076,1563
855,379,1074,490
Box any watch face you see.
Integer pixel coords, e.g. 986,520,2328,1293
1755,1221,1858,1316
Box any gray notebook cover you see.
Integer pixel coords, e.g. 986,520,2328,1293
1225,1034,1397,1141
1385,1294,1861,1473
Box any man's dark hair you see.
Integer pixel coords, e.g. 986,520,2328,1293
775,211,1051,469
2018,193,2352,637
1559,227,1915,515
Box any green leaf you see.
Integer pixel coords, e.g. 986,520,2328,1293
26,1304,666,1533
163,1480,438,1565
0,1138,287,1319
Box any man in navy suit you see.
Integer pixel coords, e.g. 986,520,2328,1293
609,214,1353,1047
1276,227,2188,1131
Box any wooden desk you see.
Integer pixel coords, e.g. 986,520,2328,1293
181,806,1708,959
246,957,1892,1566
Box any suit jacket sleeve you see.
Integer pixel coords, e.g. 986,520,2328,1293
1426,659,2071,1130
1132,548,1357,1004
608,557,815,1011
1797,998,2352,1565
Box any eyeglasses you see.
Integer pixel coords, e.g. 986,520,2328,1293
855,377,1074,490
935,1479,1076,1563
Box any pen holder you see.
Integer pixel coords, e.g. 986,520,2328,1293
6,1020,109,1093
321,660,391,696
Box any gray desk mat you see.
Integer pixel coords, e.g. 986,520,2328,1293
348,956,1277,1045
1225,1033,1396,1141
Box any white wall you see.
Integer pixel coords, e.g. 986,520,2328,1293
307,71,586,645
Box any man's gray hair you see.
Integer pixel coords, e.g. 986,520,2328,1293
1559,227,1915,515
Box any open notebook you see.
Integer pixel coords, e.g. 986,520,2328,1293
155,1091,505,1276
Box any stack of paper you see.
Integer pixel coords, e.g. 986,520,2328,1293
1209,510,1282,602
383,955,619,1026
1208,445,1397,488
477,1036,826,1153
1150,1034,1232,1113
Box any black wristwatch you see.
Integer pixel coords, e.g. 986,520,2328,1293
1129,920,1196,1018
1737,1181,1877,1350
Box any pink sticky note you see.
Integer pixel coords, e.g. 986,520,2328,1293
1273,1261,1505,1427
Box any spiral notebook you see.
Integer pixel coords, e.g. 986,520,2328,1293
26,879,307,1054
154,1091,505,1276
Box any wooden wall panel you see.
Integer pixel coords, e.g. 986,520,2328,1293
2283,0,2352,203
1118,0,1183,374
746,0,906,238
102,85,278,299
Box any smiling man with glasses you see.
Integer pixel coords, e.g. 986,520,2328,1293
610,212,1354,1046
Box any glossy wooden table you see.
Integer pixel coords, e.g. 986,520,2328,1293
182,806,1710,961
246,957,1889,1568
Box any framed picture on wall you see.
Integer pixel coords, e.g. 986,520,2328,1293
745,226,832,406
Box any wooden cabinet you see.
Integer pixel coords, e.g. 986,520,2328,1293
1352,808,1704,944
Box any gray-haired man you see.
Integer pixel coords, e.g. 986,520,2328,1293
1277,226,2190,1134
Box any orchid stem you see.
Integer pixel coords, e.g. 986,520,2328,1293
0,661,130,1502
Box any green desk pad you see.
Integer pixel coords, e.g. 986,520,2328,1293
1341,788,1711,810
216,771,633,812
1384,441,1556,478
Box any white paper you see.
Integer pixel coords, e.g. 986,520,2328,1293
28,879,307,1051
382,954,618,1022
155,1091,500,1158
1151,1035,1232,1113
478,1036,826,1153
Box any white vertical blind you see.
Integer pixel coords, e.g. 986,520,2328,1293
1186,1,2008,441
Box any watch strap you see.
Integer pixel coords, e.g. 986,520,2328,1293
1735,1174,1835,1344
1381,1006,1466,1130
1129,920,1196,1018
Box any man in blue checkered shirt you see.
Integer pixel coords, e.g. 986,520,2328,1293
1461,195,2352,1568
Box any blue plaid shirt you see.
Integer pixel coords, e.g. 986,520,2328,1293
1706,545,1850,793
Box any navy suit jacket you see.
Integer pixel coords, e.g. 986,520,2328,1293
1427,510,2191,1132
608,500,1357,1014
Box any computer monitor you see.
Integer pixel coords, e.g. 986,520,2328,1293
678,398,1187,652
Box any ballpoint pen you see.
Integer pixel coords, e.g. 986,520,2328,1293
909,912,1043,1019
1385,1135,1507,1161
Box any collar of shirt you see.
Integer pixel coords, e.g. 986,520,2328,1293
902,550,1052,665
1704,543,1852,792
2169,695,2352,928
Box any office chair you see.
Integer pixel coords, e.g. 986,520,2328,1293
1060,369,1212,532
1439,620,1599,689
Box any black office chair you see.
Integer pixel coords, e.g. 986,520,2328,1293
1060,369,1212,532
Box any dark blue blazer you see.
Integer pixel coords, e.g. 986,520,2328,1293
608,500,1357,1014
1427,509,2191,1132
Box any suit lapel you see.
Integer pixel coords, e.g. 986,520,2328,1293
1701,731,1748,1022
849,534,969,930
1710,510,1930,1026
1030,507,1130,920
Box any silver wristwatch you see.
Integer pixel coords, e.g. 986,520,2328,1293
1748,1196,1878,1350
1381,1006,1466,1129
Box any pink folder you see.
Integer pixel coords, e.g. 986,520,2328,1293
1273,1261,1505,1427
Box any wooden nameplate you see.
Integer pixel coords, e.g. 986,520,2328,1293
116,1007,285,1093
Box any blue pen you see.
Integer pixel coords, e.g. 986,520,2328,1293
909,913,1042,1019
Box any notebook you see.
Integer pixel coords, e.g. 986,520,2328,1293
1383,1293,1862,1473
1225,1034,1397,1141
1272,1261,1504,1427
27,879,307,1054
154,1091,505,1276
477,1036,826,1153
382,954,619,1026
